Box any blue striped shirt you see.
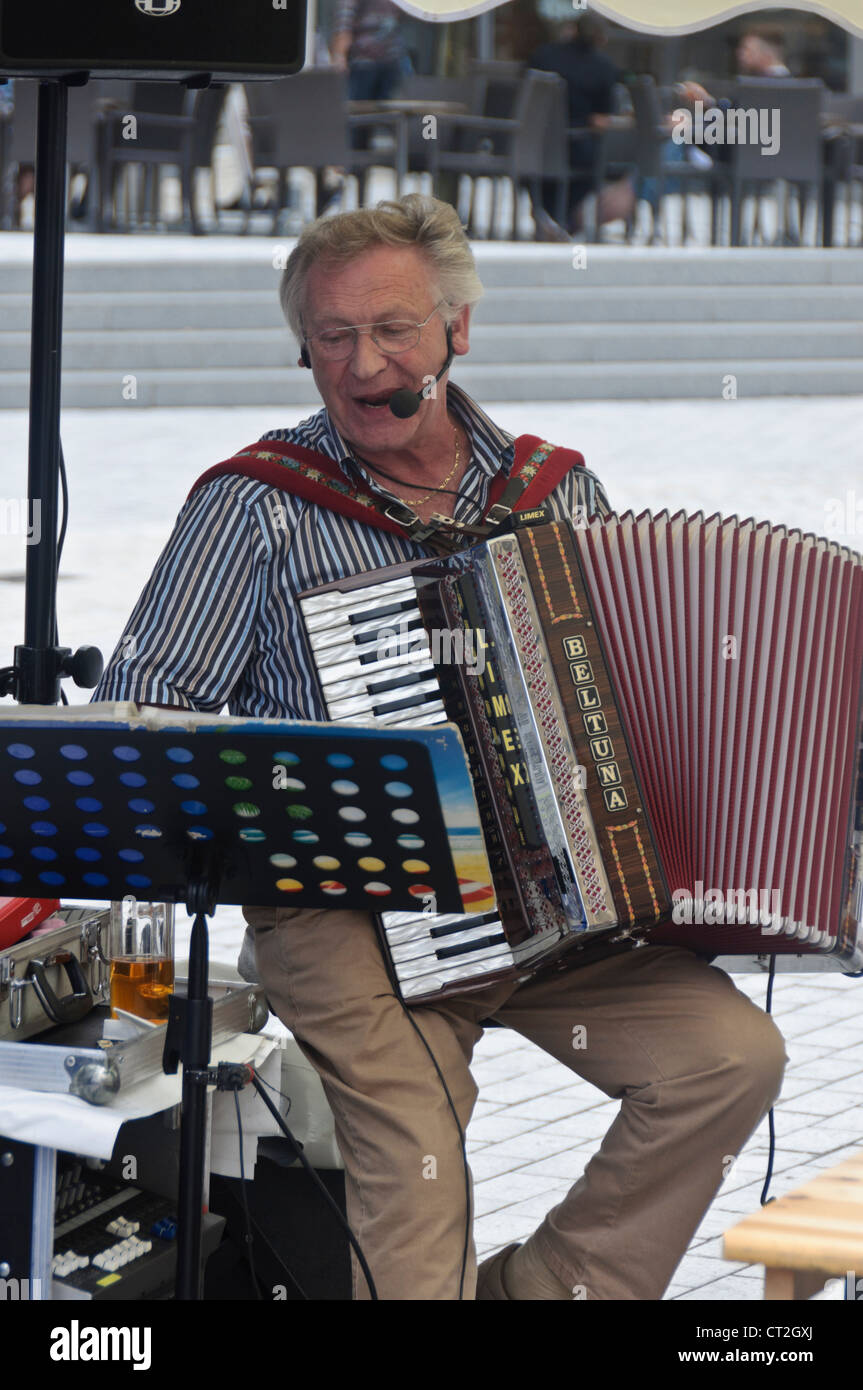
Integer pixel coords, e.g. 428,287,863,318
91,383,610,721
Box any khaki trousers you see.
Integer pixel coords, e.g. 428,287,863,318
244,905,787,1301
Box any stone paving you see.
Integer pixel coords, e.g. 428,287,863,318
2,394,862,1300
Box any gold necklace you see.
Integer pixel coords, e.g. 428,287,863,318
369,427,463,509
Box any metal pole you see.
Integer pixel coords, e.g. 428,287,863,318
21,79,67,706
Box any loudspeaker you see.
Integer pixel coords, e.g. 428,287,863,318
0,0,306,81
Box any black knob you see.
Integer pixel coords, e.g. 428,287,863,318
65,645,104,690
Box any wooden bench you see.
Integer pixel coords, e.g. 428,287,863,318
723,1150,863,1299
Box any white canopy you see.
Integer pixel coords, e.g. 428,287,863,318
391,0,863,37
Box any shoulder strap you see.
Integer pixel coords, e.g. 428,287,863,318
187,434,586,544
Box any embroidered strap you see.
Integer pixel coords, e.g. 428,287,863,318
188,433,585,548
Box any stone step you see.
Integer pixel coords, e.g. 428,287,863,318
0,321,858,372
1,359,859,410
4,282,863,331
1,243,862,294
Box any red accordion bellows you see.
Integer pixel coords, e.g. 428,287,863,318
574,512,863,954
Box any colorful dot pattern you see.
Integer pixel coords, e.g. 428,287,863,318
0,727,461,910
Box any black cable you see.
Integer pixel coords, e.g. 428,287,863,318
391,993,472,1302
250,1068,294,1113
223,1068,309,1301
760,955,778,1206
250,1070,379,1301
360,455,469,508
233,1089,266,1300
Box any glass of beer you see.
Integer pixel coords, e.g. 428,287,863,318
108,897,174,1023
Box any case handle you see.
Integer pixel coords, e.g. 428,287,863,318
25,952,94,1026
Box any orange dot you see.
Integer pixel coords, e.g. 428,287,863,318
275,877,303,893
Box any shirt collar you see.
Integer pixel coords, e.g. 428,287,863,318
317,381,515,486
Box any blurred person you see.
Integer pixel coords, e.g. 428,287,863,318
651,25,794,227
496,0,551,63
330,0,411,103
0,80,35,224
529,13,635,238
736,30,791,79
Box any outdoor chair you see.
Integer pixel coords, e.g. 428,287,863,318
245,71,394,225
722,79,825,245
629,74,726,245
0,80,136,229
94,83,225,234
429,69,571,239
822,93,863,245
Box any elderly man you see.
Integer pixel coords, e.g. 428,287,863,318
92,194,786,1301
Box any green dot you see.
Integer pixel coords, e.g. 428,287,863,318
232,801,261,818
219,749,246,765
286,803,313,821
225,775,253,791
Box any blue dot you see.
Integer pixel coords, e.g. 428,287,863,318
113,745,140,762
14,770,41,786
82,822,109,838
23,796,51,811
38,871,65,886
385,781,413,798
7,742,35,759
135,824,162,839
0,846,14,860
275,751,301,766
187,826,214,840
128,799,155,814
31,847,57,862
0,870,22,884
0,823,4,835
292,829,319,844
75,797,103,813
31,821,57,837
166,746,194,763
125,874,151,889
119,772,147,788
172,773,199,789
75,847,101,862
59,744,87,761
67,770,94,787
82,872,109,887
180,800,207,816
118,849,144,863
327,753,354,769
239,828,266,842
380,755,408,771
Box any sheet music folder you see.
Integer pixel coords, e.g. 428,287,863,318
0,703,495,915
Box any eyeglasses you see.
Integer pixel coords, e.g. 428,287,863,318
303,303,445,362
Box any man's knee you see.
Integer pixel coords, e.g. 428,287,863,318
711,995,787,1110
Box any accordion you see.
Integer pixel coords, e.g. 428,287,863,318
298,515,863,1002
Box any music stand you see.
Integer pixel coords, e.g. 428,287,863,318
0,706,483,1297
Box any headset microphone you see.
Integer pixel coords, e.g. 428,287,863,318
388,328,454,419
